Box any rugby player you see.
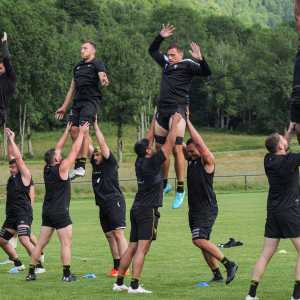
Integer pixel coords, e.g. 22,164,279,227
245,121,300,300
113,109,182,293
26,121,89,281
0,128,44,273
0,32,18,126
149,24,212,209
183,107,238,285
88,115,129,277
55,40,108,180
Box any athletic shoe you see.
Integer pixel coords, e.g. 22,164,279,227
245,296,259,300
40,252,45,263
26,273,37,281
73,167,85,179
128,285,152,293
113,284,129,291
108,268,118,276
163,183,172,196
69,169,77,180
291,297,300,300
172,190,185,209
205,277,224,284
35,268,46,274
10,264,25,271
111,268,130,278
226,262,238,284
0,258,13,264
62,274,79,282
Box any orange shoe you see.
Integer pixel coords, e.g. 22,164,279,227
108,268,118,276
111,268,130,277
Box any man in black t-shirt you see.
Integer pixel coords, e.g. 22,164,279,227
0,128,44,273
88,115,129,277
245,121,300,300
0,32,18,126
113,109,182,293
26,122,89,282
149,24,212,210
55,40,109,180
182,108,238,286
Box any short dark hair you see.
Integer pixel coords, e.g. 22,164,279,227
0,58,3,64
186,138,194,146
83,40,96,49
265,133,280,154
44,148,56,165
134,139,150,158
9,158,16,165
167,43,184,54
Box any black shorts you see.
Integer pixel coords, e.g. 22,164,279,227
290,88,300,123
99,201,126,233
130,206,160,242
293,45,300,86
265,205,300,239
189,207,218,240
42,214,72,230
69,98,100,127
2,215,32,231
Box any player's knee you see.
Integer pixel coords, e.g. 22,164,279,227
113,231,125,242
70,128,79,141
172,144,183,156
0,228,14,243
193,238,207,249
18,227,31,239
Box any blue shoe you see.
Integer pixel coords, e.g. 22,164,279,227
172,190,185,209
163,183,172,196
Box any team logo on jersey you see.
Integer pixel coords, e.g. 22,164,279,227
189,161,192,165
70,110,73,116
174,65,177,69
20,221,25,224
77,66,80,69
88,64,91,67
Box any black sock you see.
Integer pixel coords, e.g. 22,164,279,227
63,265,70,277
211,267,223,279
293,280,300,299
249,280,260,297
74,158,80,169
79,157,87,170
36,260,43,269
220,256,234,270
116,275,124,286
41,251,44,256
114,259,120,270
163,178,168,189
29,264,36,275
130,277,139,289
177,181,184,193
12,257,22,267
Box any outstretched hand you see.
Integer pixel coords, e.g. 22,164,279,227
101,73,109,87
289,121,296,132
172,112,182,124
2,32,7,43
5,128,15,140
92,114,98,127
79,122,90,134
55,107,66,120
65,122,72,133
189,42,203,61
160,24,175,38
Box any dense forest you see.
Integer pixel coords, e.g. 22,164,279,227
0,0,298,157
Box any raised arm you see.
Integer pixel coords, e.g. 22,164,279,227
2,33,18,82
187,43,212,76
55,122,72,155
161,113,182,157
59,122,90,179
55,79,76,120
284,121,296,146
93,114,110,159
7,131,14,161
88,134,94,162
99,72,109,87
146,107,157,145
5,128,31,186
186,108,215,171
29,184,34,206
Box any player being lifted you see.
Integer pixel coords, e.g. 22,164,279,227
55,41,108,180
0,32,18,127
149,24,212,209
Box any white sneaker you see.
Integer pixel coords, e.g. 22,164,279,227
10,264,25,271
245,295,259,300
69,167,85,180
292,297,300,300
40,252,45,263
0,258,13,264
35,268,46,274
128,285,152,293
69,169,77,180
113,283,129,291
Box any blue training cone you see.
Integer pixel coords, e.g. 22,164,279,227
83,273,97,278
8,269,19,273
197,282,209,287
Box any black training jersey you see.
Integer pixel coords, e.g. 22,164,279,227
73,58,106,101
91,151,125,207
6,172,32,217
43,163,71,215
0,41,18,112
265,152,300,212
187,157,217,218
133,150,166,208
148,34,212,109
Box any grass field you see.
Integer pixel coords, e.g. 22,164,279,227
0,193,298,300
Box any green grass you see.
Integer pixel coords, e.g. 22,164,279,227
0,193,297,299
